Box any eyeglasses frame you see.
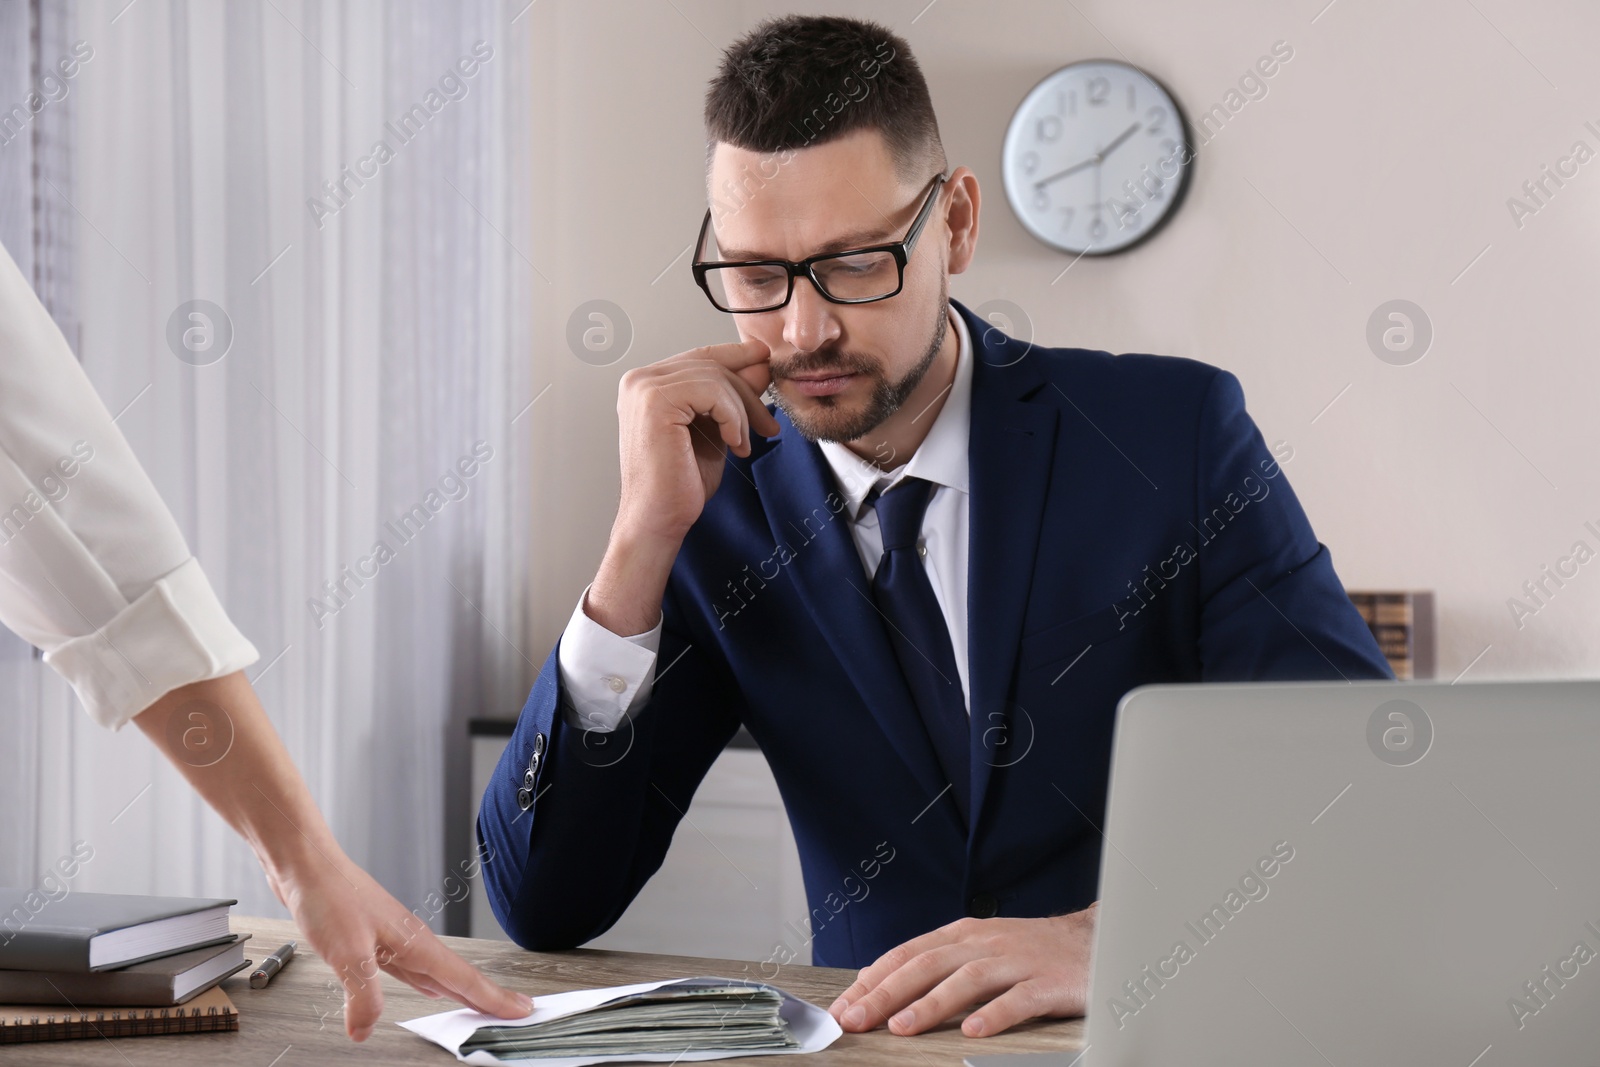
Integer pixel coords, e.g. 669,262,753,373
691,171,949,314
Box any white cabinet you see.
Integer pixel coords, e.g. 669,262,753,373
468,727,810,963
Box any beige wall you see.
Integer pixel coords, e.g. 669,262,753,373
524,0,1600,683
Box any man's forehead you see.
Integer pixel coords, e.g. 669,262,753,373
709,202,899,261
706,137,906,260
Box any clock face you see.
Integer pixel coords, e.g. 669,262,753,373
1001,60,1193,255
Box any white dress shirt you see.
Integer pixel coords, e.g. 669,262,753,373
0,242,259,730
559,306,974,732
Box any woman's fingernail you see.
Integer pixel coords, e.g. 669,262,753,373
891,1009,914,1031
827,997,847,1016
842,1005,866,1027
967,1016,987,1036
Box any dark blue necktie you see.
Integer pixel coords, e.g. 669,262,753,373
866,477,970,823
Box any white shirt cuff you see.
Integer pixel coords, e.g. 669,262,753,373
43,556,260,731
556,583,662,733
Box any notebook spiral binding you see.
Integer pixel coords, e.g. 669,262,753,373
2,1000,237,1042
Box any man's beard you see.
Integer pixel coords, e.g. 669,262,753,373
769,294,949,445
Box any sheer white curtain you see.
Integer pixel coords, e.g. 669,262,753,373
3,0,535,934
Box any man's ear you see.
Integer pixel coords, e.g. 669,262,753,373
943,167,980,275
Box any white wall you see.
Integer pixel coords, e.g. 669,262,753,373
523,0,1600,683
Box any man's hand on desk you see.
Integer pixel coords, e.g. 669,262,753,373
828,905,1097,1038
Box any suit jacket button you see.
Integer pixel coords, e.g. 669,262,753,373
533,732,547,756
523,768,536,789
516,786,533,811
968,893,999,919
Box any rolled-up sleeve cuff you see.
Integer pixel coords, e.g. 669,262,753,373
556,584,661,733
44,557,260,731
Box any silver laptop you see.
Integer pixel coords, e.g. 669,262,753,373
1081,679,1600,1065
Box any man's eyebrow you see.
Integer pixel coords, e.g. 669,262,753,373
716,225,896,261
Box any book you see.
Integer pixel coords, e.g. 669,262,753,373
0,984,238,1043
0,890,235,972
1348,590,1435,680
0,934,251,1006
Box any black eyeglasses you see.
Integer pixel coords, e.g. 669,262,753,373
692,173,948,314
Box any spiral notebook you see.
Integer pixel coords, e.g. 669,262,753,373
0,984,237,1043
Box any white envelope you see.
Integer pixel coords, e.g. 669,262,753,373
398,975,844,1066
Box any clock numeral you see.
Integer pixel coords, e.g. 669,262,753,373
1089,211,1107,241
1059,89,1076,116
1127,83,1136,111
1119,208,1144,234
1036,115,1062,143
1058,206,1075,232
1160,137,1181,164
1021,150,1039,176
1032,187,1050,212
1145,106,1166,135
1086,76,1110,107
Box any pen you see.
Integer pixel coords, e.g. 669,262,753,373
250,940,297,988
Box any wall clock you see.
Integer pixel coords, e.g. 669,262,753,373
1001,59,1193,255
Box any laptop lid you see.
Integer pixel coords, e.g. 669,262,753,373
1084,679,1599,1065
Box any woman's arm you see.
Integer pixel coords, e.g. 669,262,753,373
133,669,532,1040
1,240,531,1039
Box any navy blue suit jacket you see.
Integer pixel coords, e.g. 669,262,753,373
479,298,1393,967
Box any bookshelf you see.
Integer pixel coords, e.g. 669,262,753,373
1348,591,1436,679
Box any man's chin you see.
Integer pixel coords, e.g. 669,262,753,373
772,386,880,444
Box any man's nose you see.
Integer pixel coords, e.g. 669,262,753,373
782,275,841,355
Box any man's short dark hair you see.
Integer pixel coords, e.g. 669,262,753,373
703,15,946,184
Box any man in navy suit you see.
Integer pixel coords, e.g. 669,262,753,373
480,14,1392,1041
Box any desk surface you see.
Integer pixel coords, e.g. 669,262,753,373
19,915,1084,1065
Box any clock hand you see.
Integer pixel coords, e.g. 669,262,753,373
1033,154,1099,189
1097,121,1142,162
1093,162,1102,231
1033,121,1143,189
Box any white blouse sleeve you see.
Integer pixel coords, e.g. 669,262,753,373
0,241,258,731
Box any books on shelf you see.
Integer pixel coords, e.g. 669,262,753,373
1348,590,1435,680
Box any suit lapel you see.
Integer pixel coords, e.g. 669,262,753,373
751,420,960,823
958,300,1059,838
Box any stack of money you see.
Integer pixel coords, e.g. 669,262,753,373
460,981,800,1059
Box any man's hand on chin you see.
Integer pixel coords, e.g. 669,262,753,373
827,904,1097,1038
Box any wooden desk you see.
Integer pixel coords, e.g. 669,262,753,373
16,915,1083,1064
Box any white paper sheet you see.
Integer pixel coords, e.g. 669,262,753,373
397,975,844,1066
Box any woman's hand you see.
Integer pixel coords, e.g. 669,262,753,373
134,670,532,1041
263,844,532,1040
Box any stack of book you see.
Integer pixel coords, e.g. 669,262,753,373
0,890,248,1043
1348,590,1436,680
